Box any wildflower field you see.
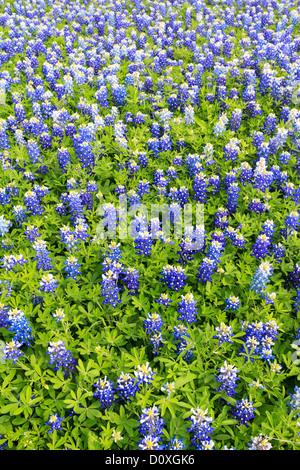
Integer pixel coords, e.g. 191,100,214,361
0,0,300,452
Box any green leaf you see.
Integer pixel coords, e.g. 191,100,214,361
0,403,19,415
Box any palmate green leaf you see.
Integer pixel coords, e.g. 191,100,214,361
175,372,197,388
0,402,19,415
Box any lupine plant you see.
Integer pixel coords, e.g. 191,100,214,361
0,0,299,452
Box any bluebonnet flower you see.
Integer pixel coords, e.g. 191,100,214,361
193,172,208,203
168,202,182,227
138,434,164,450
224,170,238,190
224,140,239,162
138,152,148,168
174,137,187,151
147,138,161,157
288,386,300,417
215,362,239,400
122,267,140,296
262,292,277,305
177,186,189,207
225,296,241,310
39,274,59,294
251,234,271,260
230,398,256,427
26,139,42,164
249,380,265,390
40,132,52,150
128,190,141,207
166,166,178,180
239,162,253,185
23,190,44,216
278,151,291,165
0,123,10,151
100,270,121,308
260,220,276,239
57,147,71,173
214,207,229,230
248,435,272,450
187,408,214,450
9,314,33,347
226,183,240,214
156,293,172,306
45,414,64,433
72,138,95,171
74,220,89,242
177,293,198,324
0,188,11,207
2,340,24,363
213,113,228,136
116,372,140,403
250,261,273,295
248,198,270,214
95,86,109,108
239,320,279,363
15,103,26,123
231,231,246,248
52,308,65,322
12,206,27,226
208,239,225,264
148,332,165,357
208,174,221,194
131,213,148,238
167,437,186,450
135,231,153,256
184,105,195,125
213,322,234,345
284,211,300,236
197,258,217,285
229,108,242,131
138,405,165,443
177,236,198,265
0,215,12,237
63,256,81,280
293,290,300,315
282,182,296,199
160,265,187,291
137,179,150,197
47,341,77,378
262,113,277,135
270,362,283,374
143,313,164,334
33,239,53,271
134,363,156,385
253,159,274,192
93,376,115,409
112,84,127,107
161,382,175,398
